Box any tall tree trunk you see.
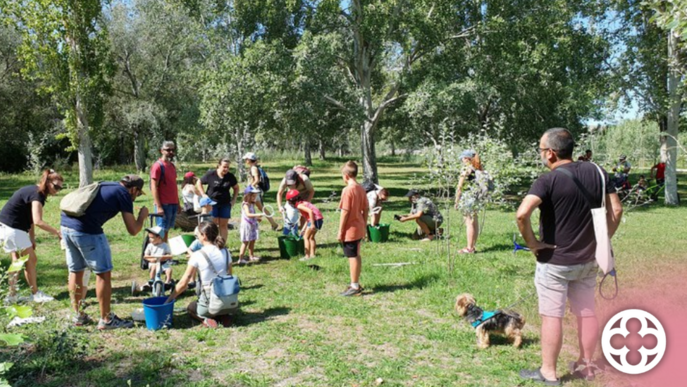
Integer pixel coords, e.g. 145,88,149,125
318,138,326,160
235,127,247,182
664,29,680,205
134,127,146,172
361,121,378,183
76,95,93,187
390,140,396,156
304,139,313,166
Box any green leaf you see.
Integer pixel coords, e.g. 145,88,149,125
6,305,32,319
7,258,28,273
0,334,24,346
0,362,13,373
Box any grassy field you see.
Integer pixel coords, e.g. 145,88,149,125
0,158,686,387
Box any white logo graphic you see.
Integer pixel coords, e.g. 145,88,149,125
601,309,666,375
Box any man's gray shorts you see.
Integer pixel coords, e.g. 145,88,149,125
534,260,598,318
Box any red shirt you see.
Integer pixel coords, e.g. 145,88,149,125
654,163,666,180
151,160,179,205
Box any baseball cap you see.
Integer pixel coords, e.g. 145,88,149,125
244,185,261,195
619,155,627,160
184,171,195,178
145,226,164,236
285,169,298,185
404,189,420,198
199,197,217,206
242,152,258,161
121,175,145,194
286,190,300,201
459,149,476,159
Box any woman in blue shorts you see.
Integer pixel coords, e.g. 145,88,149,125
196,158,239,241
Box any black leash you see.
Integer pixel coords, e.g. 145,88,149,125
599,269,618,300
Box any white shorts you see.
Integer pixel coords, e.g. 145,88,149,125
0,223,32,254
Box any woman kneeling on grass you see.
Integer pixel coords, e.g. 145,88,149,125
166,221,232,328
286,190,323,261
0,169,63,303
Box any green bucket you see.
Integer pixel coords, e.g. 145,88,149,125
367,224,390,243
181,234,196,247
278,236,305,259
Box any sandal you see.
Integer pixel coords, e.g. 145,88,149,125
569,360,603,381
458,247,476,254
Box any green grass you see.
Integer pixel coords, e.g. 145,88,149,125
0,159,686,386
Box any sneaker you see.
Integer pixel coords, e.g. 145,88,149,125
340,286,363,297
73,313,94,327
4,295,30,305
202,318,219,328
97,313,134,330
299,256,314,262
237,258,249,265
30,290,55,303
249,256,261,263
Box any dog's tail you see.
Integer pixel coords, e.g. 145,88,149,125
501,309,526,328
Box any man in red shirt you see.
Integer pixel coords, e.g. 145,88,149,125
150,141,180,242
650,161,666,200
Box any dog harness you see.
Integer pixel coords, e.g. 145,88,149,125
471,310,500,328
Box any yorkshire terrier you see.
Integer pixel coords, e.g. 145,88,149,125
455,293,525,349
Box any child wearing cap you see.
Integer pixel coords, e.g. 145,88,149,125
238,186,263,265
286,190,323,261
143,226,174,288
198,196,216,222
337,161,369,297
243,152,280,231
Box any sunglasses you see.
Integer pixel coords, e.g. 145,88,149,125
162,148,176,152
52,182,63,191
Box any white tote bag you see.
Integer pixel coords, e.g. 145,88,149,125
590,163,615,274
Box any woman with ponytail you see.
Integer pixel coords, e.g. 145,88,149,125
454,150,483,254
0,169,63,302
166,221,233,328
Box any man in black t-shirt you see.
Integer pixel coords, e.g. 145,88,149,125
516,128,623,384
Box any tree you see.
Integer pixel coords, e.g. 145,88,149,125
3,0,113,186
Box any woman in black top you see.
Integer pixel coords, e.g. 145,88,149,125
196,158,239,241
454,150,482,254
0,169,63,303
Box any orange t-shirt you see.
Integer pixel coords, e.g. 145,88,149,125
339,183,368,242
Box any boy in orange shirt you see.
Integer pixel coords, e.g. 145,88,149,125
337,161,369,296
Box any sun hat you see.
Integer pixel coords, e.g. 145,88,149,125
242,152,258,161
244,185,261,195
459,149,476,159
199,197,217,207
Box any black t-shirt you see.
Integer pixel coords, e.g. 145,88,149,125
200,170,238,205
528,162,613,266
0,185,47,232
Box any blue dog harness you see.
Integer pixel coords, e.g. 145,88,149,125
471,310,500,328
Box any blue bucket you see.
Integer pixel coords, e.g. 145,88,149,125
143,297,174,330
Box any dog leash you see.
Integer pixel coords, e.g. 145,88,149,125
599,269,618,300
503,290,537,310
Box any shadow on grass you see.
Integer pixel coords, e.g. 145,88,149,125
233,306,291,327
488,335,538,349
370,274,441,294
478,243,515,253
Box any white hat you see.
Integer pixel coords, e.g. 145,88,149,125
242,152,258,161
145,226,165,236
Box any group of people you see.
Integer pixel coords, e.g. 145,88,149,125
0,128,631,384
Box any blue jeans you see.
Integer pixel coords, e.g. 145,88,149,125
154,204,178,238
62,227,113,274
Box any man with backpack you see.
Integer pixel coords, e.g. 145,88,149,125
150,140,180,242
61,175,149,330
243,152,279,231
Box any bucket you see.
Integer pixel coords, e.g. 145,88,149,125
367,224,390,243
278,236,305,259
181,234,196,246
143,297,175,330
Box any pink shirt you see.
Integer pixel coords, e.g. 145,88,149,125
296,201,323,222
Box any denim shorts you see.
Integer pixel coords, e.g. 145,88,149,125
307,219,324,230
534,260,598,318
62,227,113,274
154,204,178,237
212,204,232,219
